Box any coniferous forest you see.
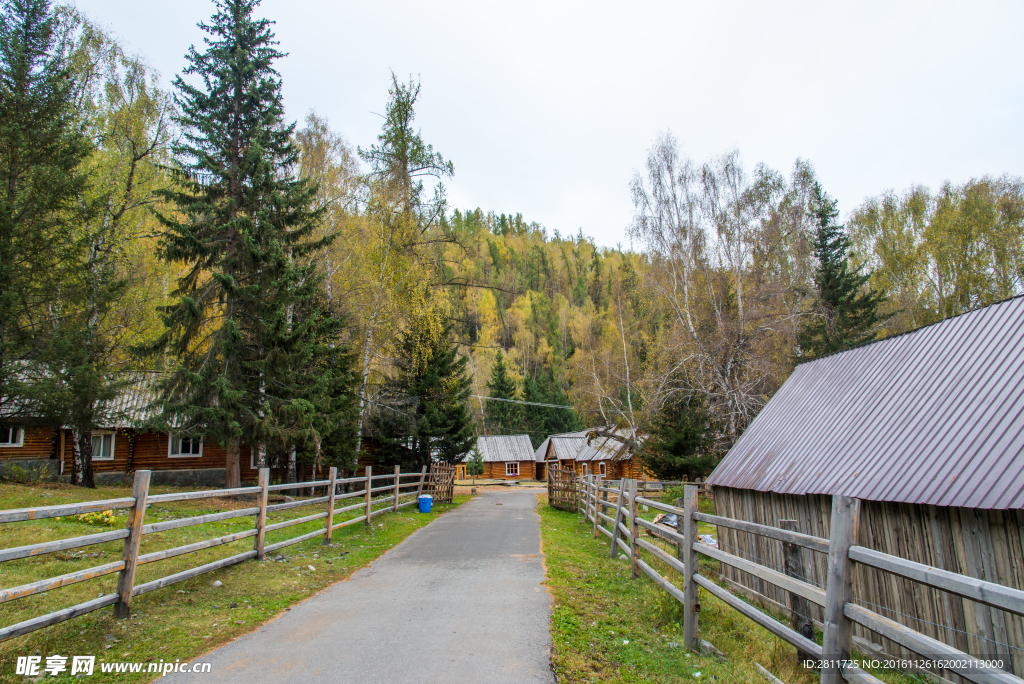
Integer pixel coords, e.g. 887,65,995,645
2,0,1022,486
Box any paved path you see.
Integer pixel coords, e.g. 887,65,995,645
168,490,554,684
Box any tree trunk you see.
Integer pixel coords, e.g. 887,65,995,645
70,429,82,485
287,447,296,484
225,437,241,488
78,429,95,489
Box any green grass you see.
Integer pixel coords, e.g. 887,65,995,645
0,481,468,683
538,494,915,684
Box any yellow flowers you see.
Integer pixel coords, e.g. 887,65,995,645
76,510,117,525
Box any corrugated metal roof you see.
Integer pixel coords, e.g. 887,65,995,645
474,435,535,462
100,373,160,427
550,430,588,461
1,371,160,427
575,428,642,462
706,296,1024,509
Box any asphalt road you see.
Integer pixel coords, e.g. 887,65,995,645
166,490,554,684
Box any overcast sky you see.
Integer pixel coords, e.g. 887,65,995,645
74,0,1024,248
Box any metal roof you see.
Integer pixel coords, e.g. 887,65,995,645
1,371,160,427
473,435,536,462
549,430,589,461
706,296,1024,510
575,428,641,462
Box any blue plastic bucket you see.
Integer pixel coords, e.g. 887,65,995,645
418,495,433,513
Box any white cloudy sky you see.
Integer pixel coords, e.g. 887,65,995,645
74,0,1024,248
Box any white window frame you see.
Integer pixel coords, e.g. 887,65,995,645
0,426,24,447
168,434,203,458
505,462,519,476
599,462,607,476
91,431,115,461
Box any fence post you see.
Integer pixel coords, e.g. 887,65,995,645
780,519,815,666
609,478,627,559
364,465,372,526
821,496,860,684
255,467,269,560
629,479,639,579
114,469,150,618
323,466,337,545
416,465,427,500
681,484,699,650
393,465,400,512
592,475,603,538
577,474,583,515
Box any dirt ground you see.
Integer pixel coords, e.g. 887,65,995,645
454,480,547,495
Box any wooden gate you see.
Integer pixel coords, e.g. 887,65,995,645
547,465,577,511
425,463,456,504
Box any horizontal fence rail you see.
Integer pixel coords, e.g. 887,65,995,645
561,475,1024,684
0,463,436,643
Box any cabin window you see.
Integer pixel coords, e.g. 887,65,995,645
505,462,519,476
599,462,606,476
169,435,203,458
91,432,115,460
0,426,23,447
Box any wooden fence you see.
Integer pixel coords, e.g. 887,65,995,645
572,475,1024,684
547,465,576,511
0,465,429,643
424,463,456,504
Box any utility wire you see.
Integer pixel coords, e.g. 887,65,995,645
470,395,574,410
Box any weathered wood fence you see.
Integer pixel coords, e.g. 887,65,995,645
547,465,576,511
0,465,429,642
573,475,1024,684
425,463,456,504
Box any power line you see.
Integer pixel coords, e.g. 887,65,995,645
470,395,574,410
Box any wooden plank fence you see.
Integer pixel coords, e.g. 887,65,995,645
547,465,576,511
568,477,1024,684
424,463,455,504
0,466,430,642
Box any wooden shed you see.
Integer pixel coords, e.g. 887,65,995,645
465,435,537,480
705,296,1024,675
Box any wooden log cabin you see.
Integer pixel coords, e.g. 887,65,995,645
461,435,537,480
705,296,1024,677
0,374,322,486
534,427,652,481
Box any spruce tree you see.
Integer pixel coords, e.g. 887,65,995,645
522,368,583,448
484,351,521,435
798,183,887,360
375,318,475,469
0,0,90,420
154,0,347,487
640,394,715,481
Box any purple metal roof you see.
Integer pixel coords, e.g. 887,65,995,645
706,296,1024,509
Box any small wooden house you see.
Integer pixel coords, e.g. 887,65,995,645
535,427,652,481
462,435,537,480
0,374,304,486
705,296,1024,674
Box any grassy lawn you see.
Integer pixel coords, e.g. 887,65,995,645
537,494,913,684
0,481,468,683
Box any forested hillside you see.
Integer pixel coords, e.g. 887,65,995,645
2,0,1022,486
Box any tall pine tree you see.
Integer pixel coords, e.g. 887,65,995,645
639,394,715,481
484,351,521,435
798,183,886,360
374,315,474,470
154,0,348,487
522,368,583,448
0,0,90,423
